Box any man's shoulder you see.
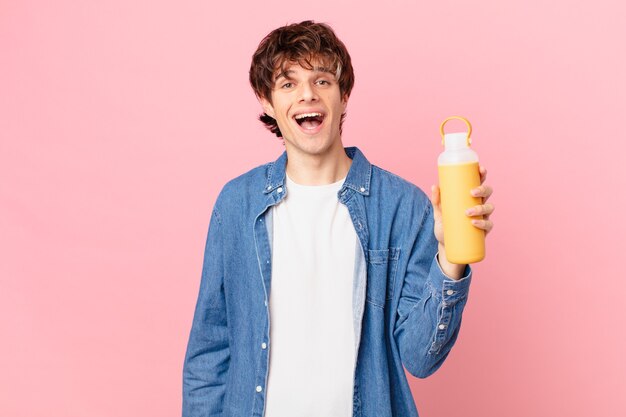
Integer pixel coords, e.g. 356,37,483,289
370,164,429,204
224,162,270,190
214,161,272,207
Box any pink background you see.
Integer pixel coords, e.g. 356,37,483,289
1,1,624,416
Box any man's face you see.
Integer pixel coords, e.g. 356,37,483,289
260,61,348,158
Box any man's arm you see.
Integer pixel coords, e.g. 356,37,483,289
393,165,494,377
392,202,472,378
182,204,230,417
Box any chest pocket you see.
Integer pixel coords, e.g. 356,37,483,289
366,248,400,308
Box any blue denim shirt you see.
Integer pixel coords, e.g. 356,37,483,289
183,146,472,417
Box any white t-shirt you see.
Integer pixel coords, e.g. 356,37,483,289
264,173,357,417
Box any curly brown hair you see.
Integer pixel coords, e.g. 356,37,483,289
249,20,355,138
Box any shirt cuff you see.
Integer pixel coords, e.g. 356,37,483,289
427,253,472,303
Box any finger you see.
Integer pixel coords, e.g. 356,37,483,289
465,203,495,217
471,219,494,234
471,184,493,201
479,165,487,184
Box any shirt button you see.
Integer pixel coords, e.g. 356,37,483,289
360,187,365,192
438,324,446,330
446,289,454,296
277,187,283,193
267,186,271,190
256,385,263,393
261,342,267,349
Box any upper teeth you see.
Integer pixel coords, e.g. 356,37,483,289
295,112,323,119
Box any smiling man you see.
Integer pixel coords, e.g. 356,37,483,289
183,20,494,417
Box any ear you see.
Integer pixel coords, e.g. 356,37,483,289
259,97,276,118
341,93,349,111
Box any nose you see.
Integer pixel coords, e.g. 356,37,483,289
298,82,318,103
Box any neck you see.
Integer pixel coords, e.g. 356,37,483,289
285,141,352,185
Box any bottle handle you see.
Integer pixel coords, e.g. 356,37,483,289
440,116,472,146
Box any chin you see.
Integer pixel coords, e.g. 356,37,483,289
286,137,328,154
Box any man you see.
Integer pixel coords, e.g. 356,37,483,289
183,20,494,417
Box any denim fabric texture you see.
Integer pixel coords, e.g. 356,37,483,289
182,147,472,417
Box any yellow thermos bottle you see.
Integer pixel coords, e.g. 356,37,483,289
437,116,485,264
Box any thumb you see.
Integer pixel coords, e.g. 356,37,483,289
430,185,442,219
430,184,440,206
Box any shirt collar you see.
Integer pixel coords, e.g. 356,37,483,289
263,146,372,196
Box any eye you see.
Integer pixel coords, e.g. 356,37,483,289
281,82,294,89
317,79,331,86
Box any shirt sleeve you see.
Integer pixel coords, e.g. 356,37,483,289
393,201,472,378
182,201,230,417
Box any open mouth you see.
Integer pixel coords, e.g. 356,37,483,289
293,112,325,131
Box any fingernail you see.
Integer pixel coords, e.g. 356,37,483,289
471,189,479,196
471,219,480,225
466,208,475,215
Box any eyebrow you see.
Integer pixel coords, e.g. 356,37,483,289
274,66,335,82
